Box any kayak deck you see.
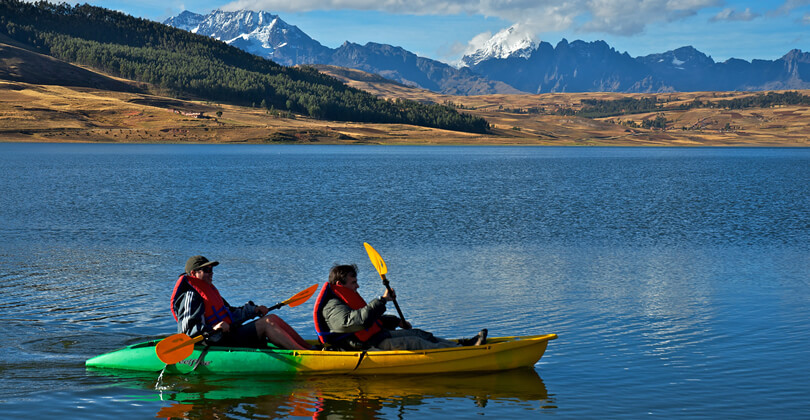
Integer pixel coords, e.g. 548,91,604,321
86,334,557,375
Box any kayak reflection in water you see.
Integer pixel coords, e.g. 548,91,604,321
171,255,310,350
313,264,486,351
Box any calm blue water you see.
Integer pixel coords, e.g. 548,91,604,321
1,143,808,418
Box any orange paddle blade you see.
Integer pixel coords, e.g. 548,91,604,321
363,242,388,277
155,333,203,364
282,283,319,308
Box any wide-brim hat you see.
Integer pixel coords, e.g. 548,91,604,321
185,255,219,273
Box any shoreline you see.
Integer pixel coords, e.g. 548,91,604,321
2,138,806,147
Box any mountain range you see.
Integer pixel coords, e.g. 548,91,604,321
165,10,810,95
164,10,520,95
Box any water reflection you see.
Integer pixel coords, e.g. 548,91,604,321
89,368,550,419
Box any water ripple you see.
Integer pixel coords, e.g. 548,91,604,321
1,145,808,418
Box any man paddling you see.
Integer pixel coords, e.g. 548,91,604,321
313,264,486,351
171,255,310,350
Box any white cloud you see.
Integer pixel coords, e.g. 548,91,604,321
769,0,810,16
437,41,470,62
803,13,810,25
221,0,466,14
710,7,760,22
466,31,495,53
222,0,724,36
781,0,810,10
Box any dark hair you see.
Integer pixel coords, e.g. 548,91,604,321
329,264,358,285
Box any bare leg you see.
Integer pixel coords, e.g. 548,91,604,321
255,314,310,350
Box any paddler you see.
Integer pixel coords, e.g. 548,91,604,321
313,264,486,351
171,255,310,350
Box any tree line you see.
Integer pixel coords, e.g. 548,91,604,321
554,91,810,118
0,0,489,133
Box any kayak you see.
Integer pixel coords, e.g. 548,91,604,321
85,334,557,375
87,334,556,375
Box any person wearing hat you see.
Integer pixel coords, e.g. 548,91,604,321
171,255,310,350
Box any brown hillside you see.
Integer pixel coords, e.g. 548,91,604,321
0,38,141,93
317,66,810,147
1,44,808,146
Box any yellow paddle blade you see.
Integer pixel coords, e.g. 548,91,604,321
155,333,204,364
364,242,388,277
281,283,319,308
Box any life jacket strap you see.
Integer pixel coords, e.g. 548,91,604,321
205,305,233,325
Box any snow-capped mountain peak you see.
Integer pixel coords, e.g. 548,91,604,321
461,25,539,67
163,10,329,65
191,10,279,40
163,10,204,32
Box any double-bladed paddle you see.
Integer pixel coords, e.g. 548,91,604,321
363,242,410,329
264,283,320,312
155,283,319,364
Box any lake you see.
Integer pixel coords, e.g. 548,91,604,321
1,143,808,418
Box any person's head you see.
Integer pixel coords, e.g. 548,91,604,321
185,255,219,281
329,264,359,291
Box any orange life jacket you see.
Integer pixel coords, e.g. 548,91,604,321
171,274,234,327
312,282,383,344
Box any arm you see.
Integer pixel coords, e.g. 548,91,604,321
322,296,387,333
224,298,260,325
379,288,410,329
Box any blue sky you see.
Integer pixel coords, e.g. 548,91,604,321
78,1,808,64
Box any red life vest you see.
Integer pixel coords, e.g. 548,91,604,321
171,274,234,327
312,282,383,344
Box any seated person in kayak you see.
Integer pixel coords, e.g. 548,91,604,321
313,264,486,351
171,255,310,350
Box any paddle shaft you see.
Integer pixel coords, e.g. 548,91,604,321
381,275,409,328
251,300,284,314
256,297,307,314
250,283,318,316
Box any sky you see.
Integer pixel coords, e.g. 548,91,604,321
68,1,809,65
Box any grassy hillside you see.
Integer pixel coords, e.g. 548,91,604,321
3,59,808,146
0,43,487,144
319,67,810,146
0,35,141,91
0,0,488,133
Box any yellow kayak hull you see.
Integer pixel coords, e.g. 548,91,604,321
299,334,557,375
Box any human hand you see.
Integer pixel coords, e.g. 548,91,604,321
213,321,230,333
383,288,396,301
255,305,269,317
400,320,412,330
